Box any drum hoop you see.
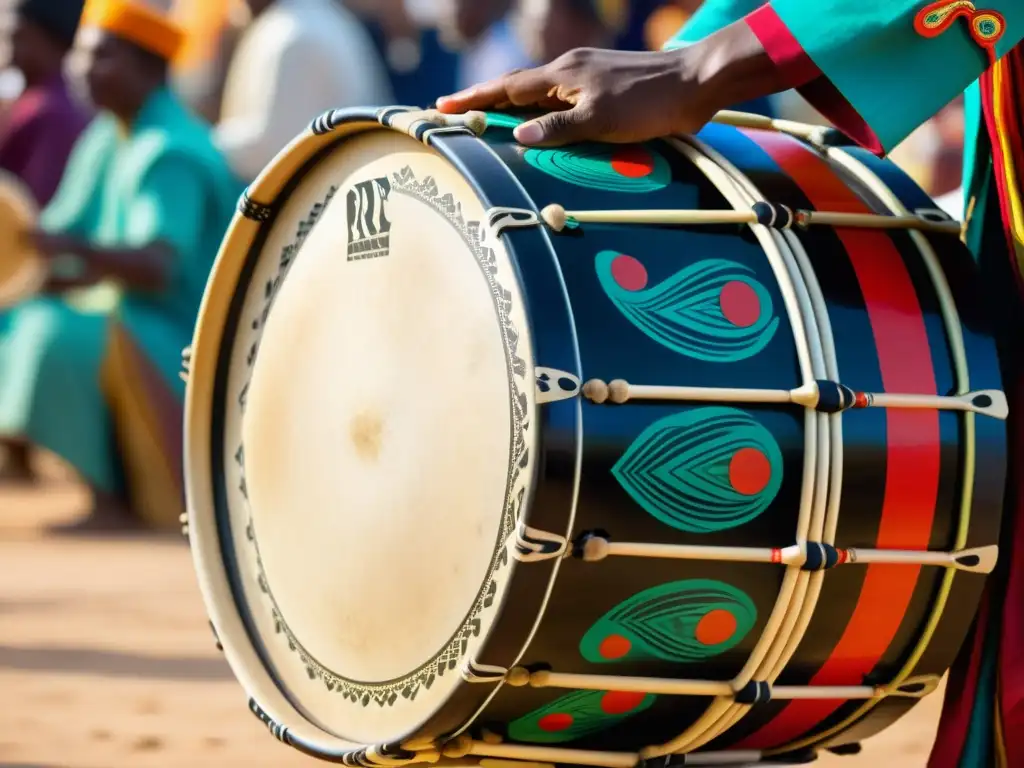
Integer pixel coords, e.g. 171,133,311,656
769,145,979,757
632,135,833,757
184,107,580,760
185,114,375,760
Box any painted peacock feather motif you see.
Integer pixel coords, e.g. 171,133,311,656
507,689,656,744
596,251,780,362
579,579,757,664
523,144,671,193
613,407,783,534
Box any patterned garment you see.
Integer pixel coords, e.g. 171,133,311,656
0,86,241,528
0,74,90,206
669,2,1024,766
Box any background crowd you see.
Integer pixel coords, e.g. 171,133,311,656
0,0,967,535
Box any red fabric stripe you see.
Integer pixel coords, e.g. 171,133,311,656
928,593,990,767
744,4,820,87
743,5,885,156
735,130,942,750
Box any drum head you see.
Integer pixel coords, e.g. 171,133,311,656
0,171,42,308
187,126,538,746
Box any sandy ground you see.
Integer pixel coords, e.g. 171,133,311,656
0,456,943,768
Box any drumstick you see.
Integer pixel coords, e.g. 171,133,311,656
581,378,1009,420
540,203,963,235
517,668,940,702
575,534,999,575
710,110,839,145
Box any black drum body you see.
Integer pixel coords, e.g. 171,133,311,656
183,107,1007,766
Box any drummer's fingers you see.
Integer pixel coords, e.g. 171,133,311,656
437,67,555,113
513,102,600,147
436,74,517,113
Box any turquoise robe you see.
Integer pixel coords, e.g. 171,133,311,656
0,86,240,501
670,3,1024,767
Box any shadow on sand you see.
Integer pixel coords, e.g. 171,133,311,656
0,644,234,682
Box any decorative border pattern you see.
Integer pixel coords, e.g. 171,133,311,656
233,165,531,708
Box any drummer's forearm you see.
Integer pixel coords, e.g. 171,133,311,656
41,274,98,294
82,243,173,292
683,19,793,116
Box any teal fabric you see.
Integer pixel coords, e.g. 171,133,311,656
665,0,1015,254
0,87,241,492
664,0,762,45
770,0,1024,154
667,1,1023,156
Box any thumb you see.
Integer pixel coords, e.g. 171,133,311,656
513,107,595,147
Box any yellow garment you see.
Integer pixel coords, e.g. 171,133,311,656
100,323,183,529
89,0,185,60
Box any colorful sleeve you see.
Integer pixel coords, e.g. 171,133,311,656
747,0,1024,153
664,0,766,46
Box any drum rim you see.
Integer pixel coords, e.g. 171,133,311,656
184,107,581,758
0,171,42,309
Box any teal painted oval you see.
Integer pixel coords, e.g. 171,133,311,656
580,580,757,664
613,407,783,534
596,251,780,363
524,143,671,193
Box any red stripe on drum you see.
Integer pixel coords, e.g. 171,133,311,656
734,130,941,750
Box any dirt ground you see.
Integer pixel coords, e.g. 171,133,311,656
0,456,942,768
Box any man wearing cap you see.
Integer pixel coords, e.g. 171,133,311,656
0,0,90,208
0,0,241,532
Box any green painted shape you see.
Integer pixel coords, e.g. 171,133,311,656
612,407,783,534
484,112,527,130
596,251,780,363
507,690,656,744
579,579,757,665
523,143,671,193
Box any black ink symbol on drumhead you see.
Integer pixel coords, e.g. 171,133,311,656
347,176,392,261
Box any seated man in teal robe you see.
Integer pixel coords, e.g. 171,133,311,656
0,0,241,532
438,1,1024,766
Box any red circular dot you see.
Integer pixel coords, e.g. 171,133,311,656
600,690,648,715
611,146,656,178
611,254,648,291
729,447,772,495
719,281,762,328
599,634,632,660
695,609,738,646
538,713,574,732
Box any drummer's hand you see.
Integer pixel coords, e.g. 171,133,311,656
436,21,783,147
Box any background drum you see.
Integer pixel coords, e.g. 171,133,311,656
183,107,1008,766
0,169,42,308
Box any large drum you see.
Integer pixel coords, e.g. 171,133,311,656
183,107,1008,766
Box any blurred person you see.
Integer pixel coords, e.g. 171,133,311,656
518,0,624,63
172,0,248,122
438,0,532,90
216,0,393,183
344,0,459,110
0,0,91,207
439,1,1024,765
0,0,241,532
0,0,92,482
